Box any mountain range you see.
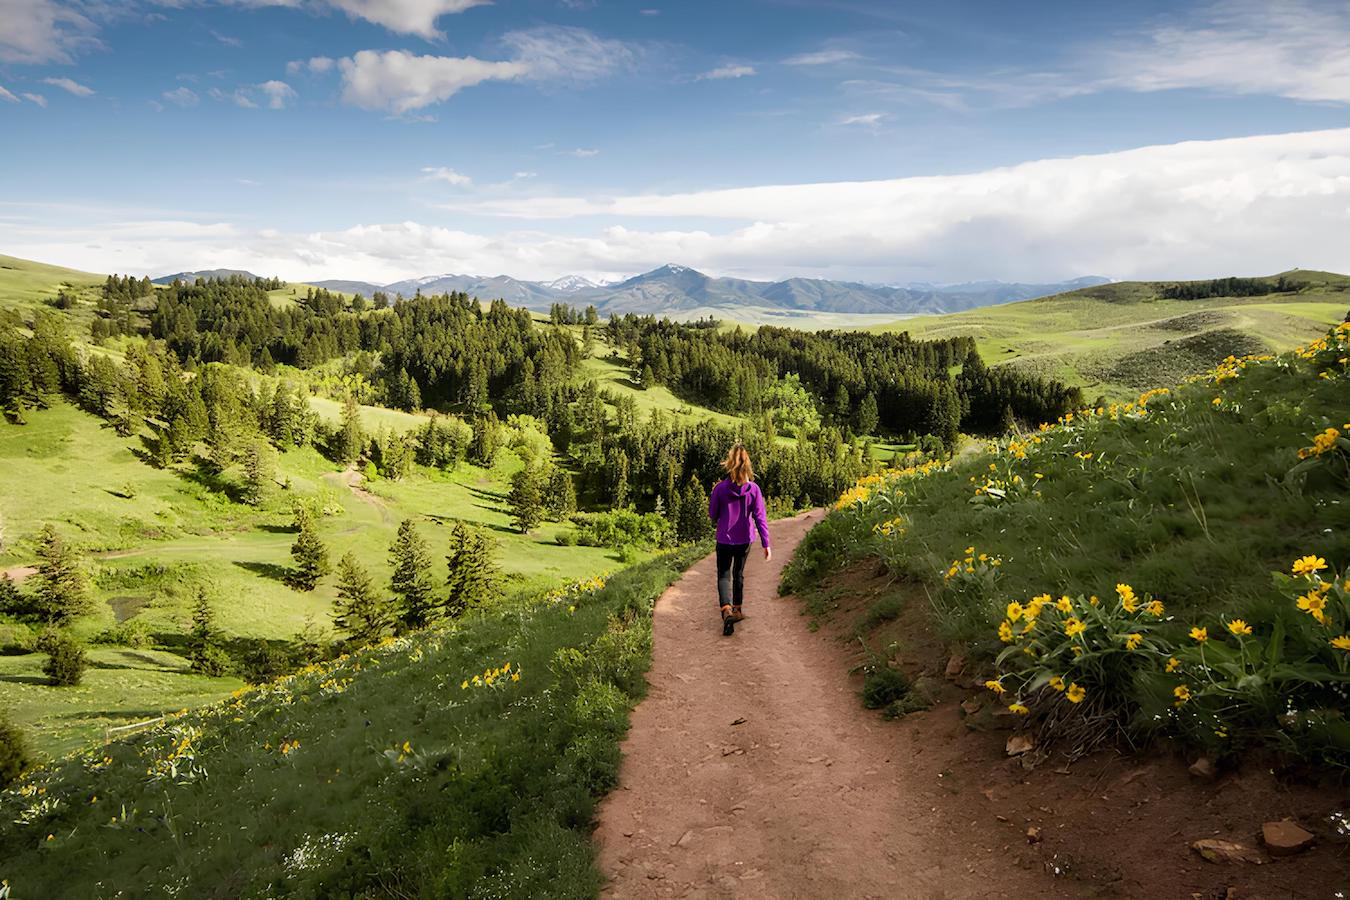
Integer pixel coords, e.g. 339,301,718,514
157,265,1109,316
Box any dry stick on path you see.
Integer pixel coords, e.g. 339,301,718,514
594,510,1072,899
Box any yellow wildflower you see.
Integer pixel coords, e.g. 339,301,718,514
1145,600,1164,616
1065,683,1086,703
1189,626,1208,643
1227,619,1252,636
1056,596,1073,613
1006,601,1024,622
1008,703,1030,715
511,672,520,682
1064,617,1086,637
1291,555,1327,575
1048,676,1065,692
999,621,1015,643
1165,657,1180,673
1330,635,1350,650
1124,633,1143,651
984,680,1005,695
1173,684,1191,705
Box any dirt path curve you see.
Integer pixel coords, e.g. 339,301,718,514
594,511,1068,900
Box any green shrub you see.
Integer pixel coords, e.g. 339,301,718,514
0,715,32,789
193,644,234,677
0,621,35,655
572,509,672,550
861,665,911,710
858,593,905,631
38,630,87,686
92,618,154,649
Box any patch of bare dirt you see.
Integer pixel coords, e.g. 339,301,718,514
799,561,1349,899
323,467,392,524
1,564,37,584
594,514,1075,898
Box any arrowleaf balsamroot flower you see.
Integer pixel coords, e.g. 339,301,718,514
1189,626,1208,643
1226,619,1253,636
1292,555,1327,575
1065,683,1086,704
984,680,1005,694
1008,703,1030,715
1124,633,1143,650
1331,635,1350,651
1173,684,1191,706
1063,617,1086,637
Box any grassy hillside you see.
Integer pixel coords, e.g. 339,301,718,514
876,271,1348,401
0,255,104,315
0,546,706,897
785,321,1349,759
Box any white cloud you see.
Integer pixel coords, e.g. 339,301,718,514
210,86,257,107
311,0,490,38
570,148,599,157
339,49,528,113
42,76,94,97
289,56,335,75
783,49,861,66
9,129,1349,285
513,171,537,179
0,85,19,103
162,86,200,107
421,166,472,186
839,112,883,126
698,64,756,81
499,25,639,85
0,0,99,64
258,80,296,108
211,29,242,47
1096,0,1350,104
22,92,48,107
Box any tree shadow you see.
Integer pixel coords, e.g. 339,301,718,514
232,560,292,583
255,523,297,534
180,464,244,503
0,674,50,686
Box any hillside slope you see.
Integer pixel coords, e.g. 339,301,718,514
0,548,705,896
879,270,1348,400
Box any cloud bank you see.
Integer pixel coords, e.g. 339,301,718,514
4,129,1348,285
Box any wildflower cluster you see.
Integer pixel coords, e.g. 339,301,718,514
1293,320,1350,377
460,661,521,690
990,583,1167,714
543,573,609,613
833,459,946,512
1278,556,1349,662
1296,425,1347,460
871,516,907,536
143,723,206,784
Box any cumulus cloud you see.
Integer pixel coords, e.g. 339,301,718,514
421,166,472,185
8,129,1349,285
339,50,528,113
697,64,756,81
257,80,296,108
288,56,335,75
42,76,94,96
311,0,490,37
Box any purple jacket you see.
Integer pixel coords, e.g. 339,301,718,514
708,478,771,547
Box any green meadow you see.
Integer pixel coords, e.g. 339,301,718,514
874,271,1348,400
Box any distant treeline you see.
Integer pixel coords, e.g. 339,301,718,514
1158,276,1306,301
604,315,1081,442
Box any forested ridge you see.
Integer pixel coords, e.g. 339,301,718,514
2,274,1081,519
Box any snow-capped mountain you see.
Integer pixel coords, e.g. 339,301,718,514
545,275,600,293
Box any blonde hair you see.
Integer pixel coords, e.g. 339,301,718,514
723,444,754,485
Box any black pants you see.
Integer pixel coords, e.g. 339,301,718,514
716,542,750,608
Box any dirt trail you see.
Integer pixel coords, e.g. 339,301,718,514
595,512,1069,899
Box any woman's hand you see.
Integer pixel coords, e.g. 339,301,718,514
763,546,772,561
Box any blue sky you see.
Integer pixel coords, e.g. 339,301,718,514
2,0,1349,284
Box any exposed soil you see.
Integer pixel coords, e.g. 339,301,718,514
1,564,37,584
323,466,392,524
595,522,1348,899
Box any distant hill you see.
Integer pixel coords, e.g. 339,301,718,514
305,264,1110,316
310,279,384,295
152,268,262,284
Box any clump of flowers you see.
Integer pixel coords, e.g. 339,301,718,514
460,661,522,691
871,516,907,537
543,574,609,610
143,723,206,784
833,459,947,512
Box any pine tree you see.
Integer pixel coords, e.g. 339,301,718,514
677,476,713,543
0,572,23,615
32,524,90,625
242,440,275,507
509,465,545,533
331,551,390,645
289,506,330,591
445,522,499,619
545,468,577,521
390,518,437,631
336,393,364,465
857,391,879,436
186,587,231,675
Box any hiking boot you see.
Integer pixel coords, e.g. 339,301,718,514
729,606,746,622
721,605,735,636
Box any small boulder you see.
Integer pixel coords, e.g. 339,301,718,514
1262,819,1314,856
1191,838,1264,865
945,655,967,678
960,697,983,716
1006,734,1035,756
1026,826,1042,844
1188,757,1216,781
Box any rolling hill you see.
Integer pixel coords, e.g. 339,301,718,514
880,270,1350,400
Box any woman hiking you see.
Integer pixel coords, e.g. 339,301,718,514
708,444,772,636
